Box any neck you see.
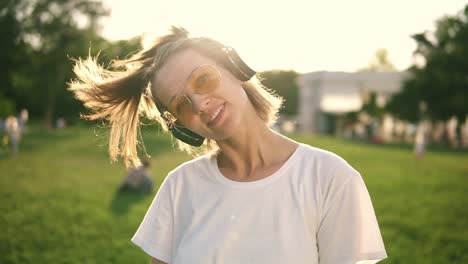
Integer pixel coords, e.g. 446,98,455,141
215,111,296,180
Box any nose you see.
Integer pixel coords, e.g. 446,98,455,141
188,93,210,114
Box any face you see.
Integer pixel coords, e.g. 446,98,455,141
152,49,251,140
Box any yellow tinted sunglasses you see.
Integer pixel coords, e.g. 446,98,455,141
168,65,221,123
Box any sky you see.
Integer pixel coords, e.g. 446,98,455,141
100,0,467,73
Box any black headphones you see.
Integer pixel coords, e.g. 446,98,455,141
155,46,256,147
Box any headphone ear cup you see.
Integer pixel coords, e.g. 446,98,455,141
171,124,205,147
153,100,204,147
223,47,256,82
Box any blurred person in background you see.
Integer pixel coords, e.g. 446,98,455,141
5,116,21,156
119,159,153,193
56,117,66,129
414,130,426,159
68,27,387,264
18,108,29,131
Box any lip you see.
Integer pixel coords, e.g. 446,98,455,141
207,103,225,128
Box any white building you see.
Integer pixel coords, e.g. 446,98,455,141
297,71,409,134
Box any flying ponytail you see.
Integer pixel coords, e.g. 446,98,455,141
68,26,189,168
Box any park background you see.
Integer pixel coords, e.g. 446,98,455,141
1,0,467,263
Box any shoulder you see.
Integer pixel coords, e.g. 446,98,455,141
163,154,213,186
170,154,212,175
297,143,359,176
295,143,361,194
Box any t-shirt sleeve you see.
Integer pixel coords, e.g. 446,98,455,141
317,170,387,264
131,176,173,263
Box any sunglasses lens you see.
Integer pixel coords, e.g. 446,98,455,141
172,96,192,123
189,65,221,94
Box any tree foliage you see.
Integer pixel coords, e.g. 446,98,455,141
359,48,396,72
259,70,299,116
0,0,111,125
361,91,385,120
387,5,468,123
0,1,26,116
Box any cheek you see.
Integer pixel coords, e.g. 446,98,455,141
181,116,210,136
220,81,249,105
230,85,251,111
180,116,199,129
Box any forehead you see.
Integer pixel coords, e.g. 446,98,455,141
153,49,217,106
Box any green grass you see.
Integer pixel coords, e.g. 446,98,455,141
1,126,467,263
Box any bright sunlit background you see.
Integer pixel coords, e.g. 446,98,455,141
2,1,468,263
101,0,467,73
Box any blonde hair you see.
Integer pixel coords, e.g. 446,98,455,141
68,26,283,168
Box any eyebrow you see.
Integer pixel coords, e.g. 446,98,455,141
167,65,207,107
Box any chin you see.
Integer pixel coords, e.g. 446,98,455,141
206,114,242,141
205,123,238,141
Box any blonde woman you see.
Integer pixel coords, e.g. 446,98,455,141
69,27,387,264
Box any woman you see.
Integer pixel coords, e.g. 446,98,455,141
69,26,387,264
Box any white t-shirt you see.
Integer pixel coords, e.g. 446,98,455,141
132,143,387,264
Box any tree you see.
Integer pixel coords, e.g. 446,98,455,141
387,5,468,125
359,48,396,72
1,0,109,126
259,70,299,116
356,49,394,133
361,91,385,120
0,0,26,115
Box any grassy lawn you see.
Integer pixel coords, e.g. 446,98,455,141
1,125,467,263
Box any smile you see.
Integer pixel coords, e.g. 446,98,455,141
207,104,225,127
